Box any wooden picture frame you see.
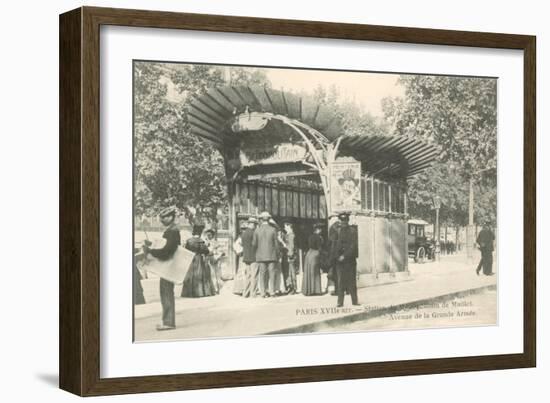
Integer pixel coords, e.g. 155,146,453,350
59,6,536,396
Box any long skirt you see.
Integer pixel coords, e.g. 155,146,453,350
181,254,216,298
208,256,223,294
302,249,322,296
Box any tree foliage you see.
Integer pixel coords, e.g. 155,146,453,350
312,84,390,137
383,75,497,226
134,63,270,225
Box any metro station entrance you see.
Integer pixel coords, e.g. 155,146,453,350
233,176,328,271
188,85,439,287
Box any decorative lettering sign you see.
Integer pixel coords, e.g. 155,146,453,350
240,143,307,166
330,161,362,212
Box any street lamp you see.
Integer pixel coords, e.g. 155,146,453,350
433,195,441,261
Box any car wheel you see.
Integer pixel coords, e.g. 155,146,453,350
415,247,426,264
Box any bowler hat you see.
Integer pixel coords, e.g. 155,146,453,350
247,217,258,224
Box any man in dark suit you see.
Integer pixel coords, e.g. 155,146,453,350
476,221,495,276
241,217,258,297
252,211,279,297
142,206,180,331
331,212,359,307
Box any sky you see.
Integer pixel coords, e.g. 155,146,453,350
264,67,405,117
158,62,406,117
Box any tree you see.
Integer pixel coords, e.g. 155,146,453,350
383,75,497,226
311,84,390,138
134,63,271,226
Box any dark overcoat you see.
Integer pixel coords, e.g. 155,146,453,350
252,223,279,262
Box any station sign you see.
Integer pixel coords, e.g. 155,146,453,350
240,143,307,166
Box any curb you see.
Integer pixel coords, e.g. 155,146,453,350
265,284,497,335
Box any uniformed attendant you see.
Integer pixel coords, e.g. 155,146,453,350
142,206,180,331
331,212,360,307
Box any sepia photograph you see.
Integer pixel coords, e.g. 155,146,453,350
132,61,498,342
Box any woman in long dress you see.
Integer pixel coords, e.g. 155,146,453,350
232,224,247,295
204,229,224,294
302,224,324,296
181,225,216,298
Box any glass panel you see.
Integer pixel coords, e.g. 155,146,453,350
373,181,380,211
361,178,366,210
272,187,279,217
249,185,258,215
366,178,373,211
319,194,327,219
392,186,398,213
239,183,248,214
387,184,390,211
293,191,300,218
312,193,318,219
265,186,272,214
257,186,265,212
286,190,298,217
378,182,384,212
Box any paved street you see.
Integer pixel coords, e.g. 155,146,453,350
134,251,497,342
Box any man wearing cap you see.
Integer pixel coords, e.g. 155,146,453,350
241,217,259,297
331,212,359,307
476,221,496,276
142,206,180,331
252,211,279,297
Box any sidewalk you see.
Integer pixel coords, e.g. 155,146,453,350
134,252,497,341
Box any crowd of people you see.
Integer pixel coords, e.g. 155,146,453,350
231,211,358,307
137,207,496,332
139,206,361,331
232,211,324,298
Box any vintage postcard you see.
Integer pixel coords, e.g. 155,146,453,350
133,61,497,342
